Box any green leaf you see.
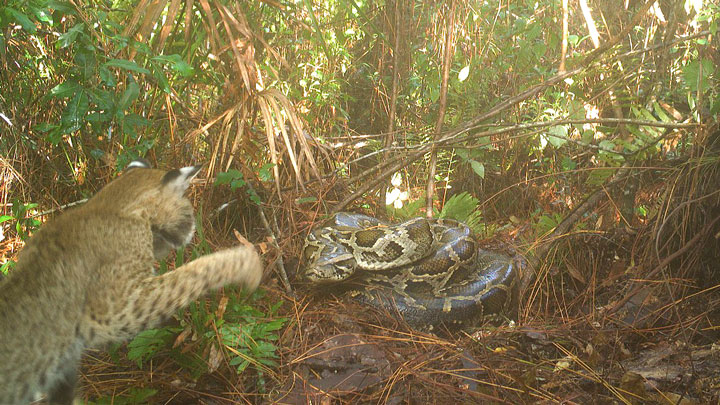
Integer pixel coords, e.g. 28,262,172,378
33,8,53,24
75,50,96,80
247,188,261,204
638,107,656,122
61,90,89,133
1,261,16,275
57,22,84,48
682,59,715,93
90,149,105,160
123,113,150,128
429,87,439,103
532,42,546,58
547,125,569,148
258,163,274,182
34,122,57,132
152,65,170,94
103,59,150,75
99,66,116,87
561,156,576,171
456,147,487,161
49,81,80,98
215,169,243,186
535,213,561,235
152,54,194,77
5,7,37,33
652,102,671,122
439,192,479,222
127,328,174,368
585,167,613,186
295,196,317,204
710,94,720,116
117,82,140,112
0,215,13,223
469,159,485,178
47,128,62,145
47,1,77,15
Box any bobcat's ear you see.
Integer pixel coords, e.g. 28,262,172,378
125,158,152,170
162,165,203,193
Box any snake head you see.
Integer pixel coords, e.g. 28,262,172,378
302,227,358,283
303,258,357,283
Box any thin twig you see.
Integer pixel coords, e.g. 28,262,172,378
437,118,699,151
426,2,456,217
33,198,89,218
243,180,293,294
331,152,423,213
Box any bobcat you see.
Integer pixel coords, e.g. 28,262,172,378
0,159,264,404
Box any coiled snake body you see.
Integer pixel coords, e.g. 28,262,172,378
302,213,517,328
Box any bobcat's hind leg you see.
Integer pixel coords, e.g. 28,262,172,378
46,364,77,405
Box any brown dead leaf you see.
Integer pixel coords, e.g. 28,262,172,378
651,391,698,405
173,326,193,349
566,263,586,284
274,334,391,403
600,258,629,287
233,229,252,247
620,371,648,404
207,343,223,374
215,295,229,320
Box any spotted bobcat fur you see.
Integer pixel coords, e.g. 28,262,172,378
0,160,263,404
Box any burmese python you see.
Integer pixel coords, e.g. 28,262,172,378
302,213,518,328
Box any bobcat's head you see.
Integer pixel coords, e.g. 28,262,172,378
86,159,202,259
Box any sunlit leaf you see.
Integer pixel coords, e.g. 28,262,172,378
57,23,84,48
152,54,195,77
49,81,79,98
547,125,568,148
458,65,470,82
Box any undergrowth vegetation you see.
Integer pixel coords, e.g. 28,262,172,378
1,0,720,402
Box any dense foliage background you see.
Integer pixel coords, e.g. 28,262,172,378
1,0,719,403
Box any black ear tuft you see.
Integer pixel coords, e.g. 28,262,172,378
161,168,182,185
162,164,203,193
126,158,152,170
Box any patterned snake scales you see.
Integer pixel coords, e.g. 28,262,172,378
302,213,518,328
